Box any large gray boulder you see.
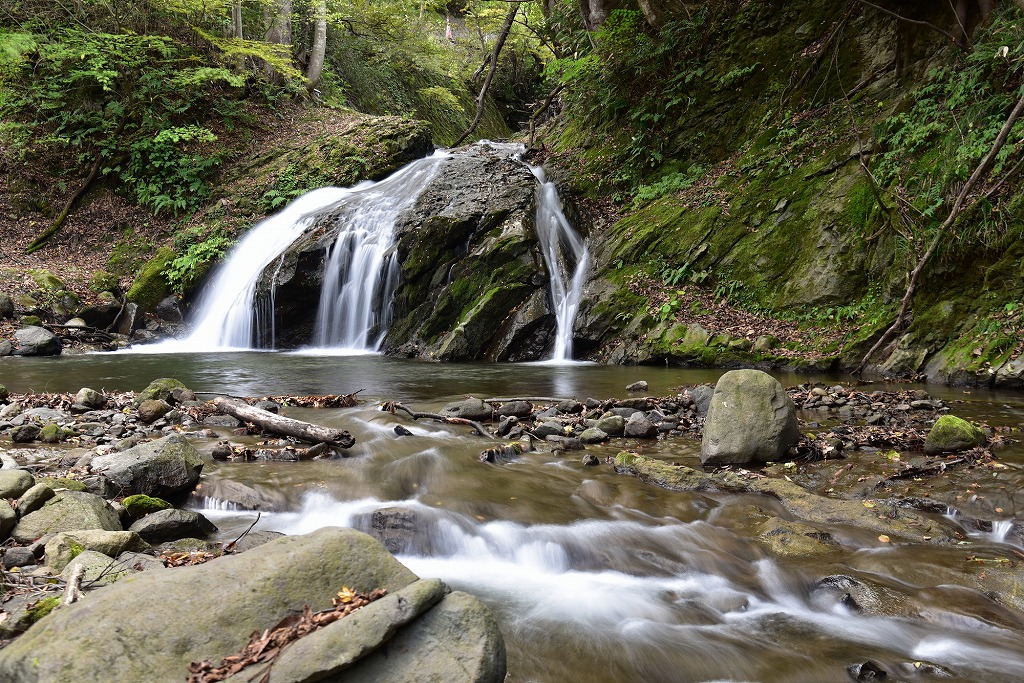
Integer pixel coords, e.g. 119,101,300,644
12,326,61,356
700,370,800,466
89,434,202,502
440,398,494,421
127,508,217,543
0,468,35,498
11,491,122,543
0,527,506,683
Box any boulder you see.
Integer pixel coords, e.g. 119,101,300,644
137,399,172,424
923,415,987,454
11,491,122,543
75,388,106,410
623,413,659,438
495,401,532,418
700,370,799,466
0,468,35,498
58,549,164,585
89,434,203,502
9,424,40,443
579,427,608,444
44,530,150,572
440,398,494,421
0,340,10,356
0,500,15,540
532,421,564,438
12,326,61,356
593,415,625,437
128,508,217,543
0,384,8,402
133,378,189,406
625,380,648,392
689,384,715,417
0,528,504,683
121,494,172,519
3,546,36,569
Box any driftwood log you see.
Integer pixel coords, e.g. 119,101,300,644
382,401,492,439
212,397,355,449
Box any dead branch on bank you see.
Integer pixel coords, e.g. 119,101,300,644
381,401,492,438
855,91,1024,375
211,396,355,448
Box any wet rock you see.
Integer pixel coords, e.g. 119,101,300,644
532,421,564,438
580,427,608,444
496,401,532,418
582,454,600,467
700,370,799,466
625,380,648,392
689,385,715,417
546,435,584,451
363,506,421,553
44,530,150,572
90,434,203,502
584,397,603,410
137,399,172,424
849,660,888,680
203,414,242,428
495,415,518,437
0,469,35,498
758,518,837,556
12,326,61,356
0,500,14,539
556,399,583,414
11,490,122,543
75,388,106,409
624,413,659,439
593,414,625,437
8,424,40,443
39,423,71,444
232,530,285,553
59,549,164,586
128,508,217,543
923,415,987,454
479,444,522,464
154,295,183,322
394,424,414,436
0,340,10,356
440,398,494,421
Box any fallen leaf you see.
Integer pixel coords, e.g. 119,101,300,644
878,535,890,543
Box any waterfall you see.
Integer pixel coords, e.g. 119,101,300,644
180,152,445,351
310,155,443,350
183,187,353,350
529,165,590,362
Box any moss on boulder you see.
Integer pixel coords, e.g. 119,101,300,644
122,494,173,519
923,415,987,455
126,246,175,313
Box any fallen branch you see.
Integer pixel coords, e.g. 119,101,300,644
483,396,570,403
61,564,84,606
528,83,564,148
856,91,1024,375
212,396,355,448
24,158,103,255
382,402,491,439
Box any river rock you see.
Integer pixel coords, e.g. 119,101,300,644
75,387,106,409
154,295,183,321
23,407,68,423
89,434,203,502
0,385,7,402
0,294,13,319
133,377,189,406
128,508,217,543
17,483,55,517
440,398,494,421
700,370,799,466
624,413,659,438
231,530,285,553
0,527,504,683
44,530,150,572
593,414,625,437
580,427,608,444
0,500,15,540
0,340,9,356
0,468,35,498
923,415,987,454
625,380,648,392
137,399,172,423
199,478,285,511
8,424,39,443
362,506,421,554
496,401,532,418
11,490,122,543
532,421,564,438
59,549,164,585
121,494,172,518
3,546,36,569
12,326,61,356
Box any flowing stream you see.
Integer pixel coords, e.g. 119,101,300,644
6,354,1024,682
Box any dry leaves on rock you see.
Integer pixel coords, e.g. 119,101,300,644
187,586,387,683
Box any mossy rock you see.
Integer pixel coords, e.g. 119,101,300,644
0,384,9,402
134,377,188,406
924,415,987,455
126,246,175,313
30,269,68,293
39,423,68,444
20,315,42,326
122,494,173,519
25,597,59,625
89,270,120,294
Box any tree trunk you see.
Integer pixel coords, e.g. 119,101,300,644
265,0,292,45
306,0,328,90
212,396,355,448
452,3,518,147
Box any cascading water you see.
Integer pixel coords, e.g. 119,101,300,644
529,165,590,362
310,155,445,350
180,152,446,351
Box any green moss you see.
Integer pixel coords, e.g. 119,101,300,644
924,415,987,454
20,315,41,326
106,229,156,278
67,541,85,561
89,270,120,294
38,477,88,492
134,377,188,406
126,246,175,312
29,269,67,293
25,596,59,624
122,494,172,519
38,423,65,444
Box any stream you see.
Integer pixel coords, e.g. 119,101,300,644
4,353,1024,682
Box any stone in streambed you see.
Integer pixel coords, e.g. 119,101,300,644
12,326,61,356
9,424,40,443
45,530,150,572
11,491,122,543
923,415,987,454
16,483,55,517
0,527,504,683
0,468,35,498
137,399,172,424
128,508,217,543
592,414,625,437
89,434,202,502
700,370,799,466
624,413,658,439
440,398,494,421
580,427,608,444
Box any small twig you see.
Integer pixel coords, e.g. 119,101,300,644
61,564,84,606
385,402,492,438
224,512,261,552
